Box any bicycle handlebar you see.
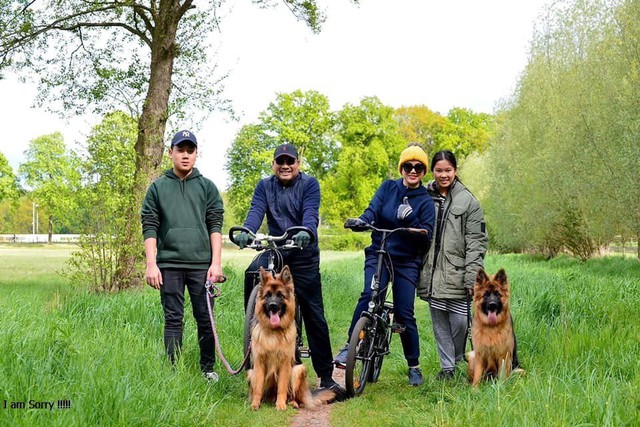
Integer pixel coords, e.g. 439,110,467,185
344,222,428,236
228,225,316,250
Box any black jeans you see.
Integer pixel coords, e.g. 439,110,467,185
160,268,215,372
243,247,334,380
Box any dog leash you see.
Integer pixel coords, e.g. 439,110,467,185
466,290,473,350
205,279,251,375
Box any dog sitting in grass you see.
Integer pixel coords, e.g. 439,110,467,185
467,268,515,386
247,266,336,410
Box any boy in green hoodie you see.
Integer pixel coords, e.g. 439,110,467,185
141,130,225,381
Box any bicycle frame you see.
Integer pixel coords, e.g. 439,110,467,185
344,223,420,396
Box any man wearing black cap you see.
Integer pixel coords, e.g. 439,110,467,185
236,143,343,393
141,130,225,381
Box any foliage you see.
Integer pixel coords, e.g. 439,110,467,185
1,249,639,426
225,123,275,223
18,132,81,241
259,89,337,179
0,196,45,234
1,0,351,288
317,229,370,251
225,90,337,222
479,0,640,260
437,107,495,159
65,111,140,292
0,151,19,203
394,105,446,156
321,96,405,226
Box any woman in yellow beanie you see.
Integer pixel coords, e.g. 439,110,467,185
334,143,435,387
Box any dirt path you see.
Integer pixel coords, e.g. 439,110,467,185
291,369,345,427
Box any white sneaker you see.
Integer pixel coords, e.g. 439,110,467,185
204,371,219,382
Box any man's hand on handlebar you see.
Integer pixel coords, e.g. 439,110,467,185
292,231,311,248
236,232,253,249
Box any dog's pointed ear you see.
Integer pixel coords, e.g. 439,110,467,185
280,265,293,287
259,266,271,284
494,268,509,290
475,268,490,287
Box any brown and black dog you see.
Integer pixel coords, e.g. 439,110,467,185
247,266,335,410
467,268,515,387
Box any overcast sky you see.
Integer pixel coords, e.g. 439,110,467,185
0,0,549,188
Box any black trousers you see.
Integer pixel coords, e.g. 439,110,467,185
160,268,215,372
244,247,334,379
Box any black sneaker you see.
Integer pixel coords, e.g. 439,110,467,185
435,369,455,381
318,378,348,402
319,378,339,389
408,367,424,386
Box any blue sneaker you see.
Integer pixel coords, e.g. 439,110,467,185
408,367,424,386
333,344,348,368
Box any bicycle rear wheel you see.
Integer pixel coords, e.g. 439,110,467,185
345,317,375,397
243,285,260,370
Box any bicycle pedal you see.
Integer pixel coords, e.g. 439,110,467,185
391,323,406,333
299,348,311,358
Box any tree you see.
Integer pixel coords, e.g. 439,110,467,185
226,123,274,223
0,151,19,203
226,89,337,222
321,96,405,226
0,196,43,234
479,0,639,260
394,105,446,156
437,107,494,160
1,0,358,287
19,132,81,243
67,111,140,291
260,90,337,179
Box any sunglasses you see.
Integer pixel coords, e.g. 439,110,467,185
275,156,296,166
402,162,426,174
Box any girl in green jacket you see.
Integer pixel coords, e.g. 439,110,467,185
417,150,488,380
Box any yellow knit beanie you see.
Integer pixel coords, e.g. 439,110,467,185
398,144,429,174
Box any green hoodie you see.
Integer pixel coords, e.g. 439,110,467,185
141,168,224,269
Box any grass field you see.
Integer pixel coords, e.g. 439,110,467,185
0,245,638,426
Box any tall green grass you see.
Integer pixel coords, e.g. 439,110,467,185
0,246,638,426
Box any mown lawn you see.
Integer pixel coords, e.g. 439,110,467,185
0,245,638,426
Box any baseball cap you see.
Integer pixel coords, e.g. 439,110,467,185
171,130,198,147
273,143,298,159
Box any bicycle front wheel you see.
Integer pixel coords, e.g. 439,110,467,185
345,317,375,397
369,328,391,382
243,285,260,370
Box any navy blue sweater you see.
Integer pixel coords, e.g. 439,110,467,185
359,179,435,261
244,172,320,244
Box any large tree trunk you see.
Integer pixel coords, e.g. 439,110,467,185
113,8,181,289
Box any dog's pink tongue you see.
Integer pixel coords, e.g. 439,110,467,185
270,312,280,326
487,311,498,325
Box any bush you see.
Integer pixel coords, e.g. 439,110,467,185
319,230,370,251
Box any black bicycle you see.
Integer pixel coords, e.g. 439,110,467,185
343,222,424,397
228,226,314,369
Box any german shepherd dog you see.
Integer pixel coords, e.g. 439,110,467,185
247,266,335,410
467,268,515,387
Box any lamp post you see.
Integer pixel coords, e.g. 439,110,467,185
32,202,39,236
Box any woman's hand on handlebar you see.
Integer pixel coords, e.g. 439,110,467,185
344,217,368,231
